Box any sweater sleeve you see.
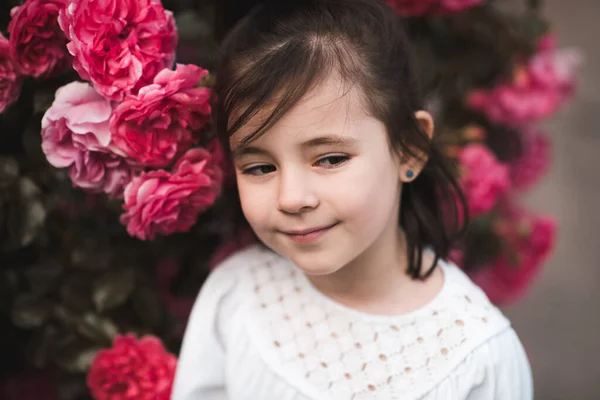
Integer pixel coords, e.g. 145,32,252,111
171,256,241,400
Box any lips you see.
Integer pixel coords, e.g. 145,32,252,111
280,222,339,244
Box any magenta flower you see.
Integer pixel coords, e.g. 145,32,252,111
511,129,552,191
468,38,582,126
470,206,556,305
0,33,23,113
386,0,483,16
58,0,178,101
458,144,511,217
109,64,212,168
120,142,224,240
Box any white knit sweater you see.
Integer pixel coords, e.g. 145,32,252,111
172,245,533,400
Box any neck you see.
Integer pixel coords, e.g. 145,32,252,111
306,226,422,315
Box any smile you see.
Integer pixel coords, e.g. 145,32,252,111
280,223,339,244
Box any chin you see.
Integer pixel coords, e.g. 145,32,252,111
282,246,349,276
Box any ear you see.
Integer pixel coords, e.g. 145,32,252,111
399,110,434,182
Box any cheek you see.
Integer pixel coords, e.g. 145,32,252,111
332,156,400,229
237,180,271,229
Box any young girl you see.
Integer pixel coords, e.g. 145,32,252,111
172,0,533,398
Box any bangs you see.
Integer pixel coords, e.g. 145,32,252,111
219,35,367,147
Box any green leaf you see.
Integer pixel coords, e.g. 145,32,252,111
92,267,136,312
133,285,164,329
59,273,94,313
24,258,64,297
55,346,103,374
11,295,52,329
55,374,90,400
76,312,119,343
0,156,19,187
27,325,60,369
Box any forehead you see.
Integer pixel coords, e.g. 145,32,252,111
229,75,371,149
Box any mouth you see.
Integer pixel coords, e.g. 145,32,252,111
280,222,339,244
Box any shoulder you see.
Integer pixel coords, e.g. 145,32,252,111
414,260,533,399
422,327,533,399
435,258,511,334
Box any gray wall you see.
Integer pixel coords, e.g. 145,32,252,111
505,1,600,398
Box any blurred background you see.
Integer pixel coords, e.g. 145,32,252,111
506,0,600,398
0,0,598,399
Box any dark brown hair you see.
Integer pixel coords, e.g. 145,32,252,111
214,0,468,279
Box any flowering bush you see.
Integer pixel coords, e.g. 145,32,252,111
468,36,582,126
0,0,581,399
470,206,556,304
87,335,177,400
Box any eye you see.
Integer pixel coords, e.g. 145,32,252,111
241,164,276,176
315,154,349,168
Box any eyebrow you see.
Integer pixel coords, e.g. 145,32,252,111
232,135,358,159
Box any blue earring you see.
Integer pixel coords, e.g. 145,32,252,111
406,169,415,179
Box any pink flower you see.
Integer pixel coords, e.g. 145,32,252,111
470,207,556,305
386,0,483,16
41,81,112,166
439,0,483,12
87,334,177,400
468,40,582,126
110,64,212,167
58,0,177,101
458,144,511,217
537,33,557,52
0,34,22,113
511,129,552,190
8,0,71,78
41,81,134,197
69,151,134,198
120,143,224,240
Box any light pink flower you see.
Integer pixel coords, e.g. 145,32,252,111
58,0,177,101
110,64,212,167
8,0,71,78
41,81,133,197
511,129,552,190
41,81,112,166
0,33,23,113
468,40,582,126
120,143,224,240
458,144,511,217
69,151,134,198
470,206,556,305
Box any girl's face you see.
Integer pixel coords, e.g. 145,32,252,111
230,76,404,275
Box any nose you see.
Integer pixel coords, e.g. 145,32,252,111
277,167,319,214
